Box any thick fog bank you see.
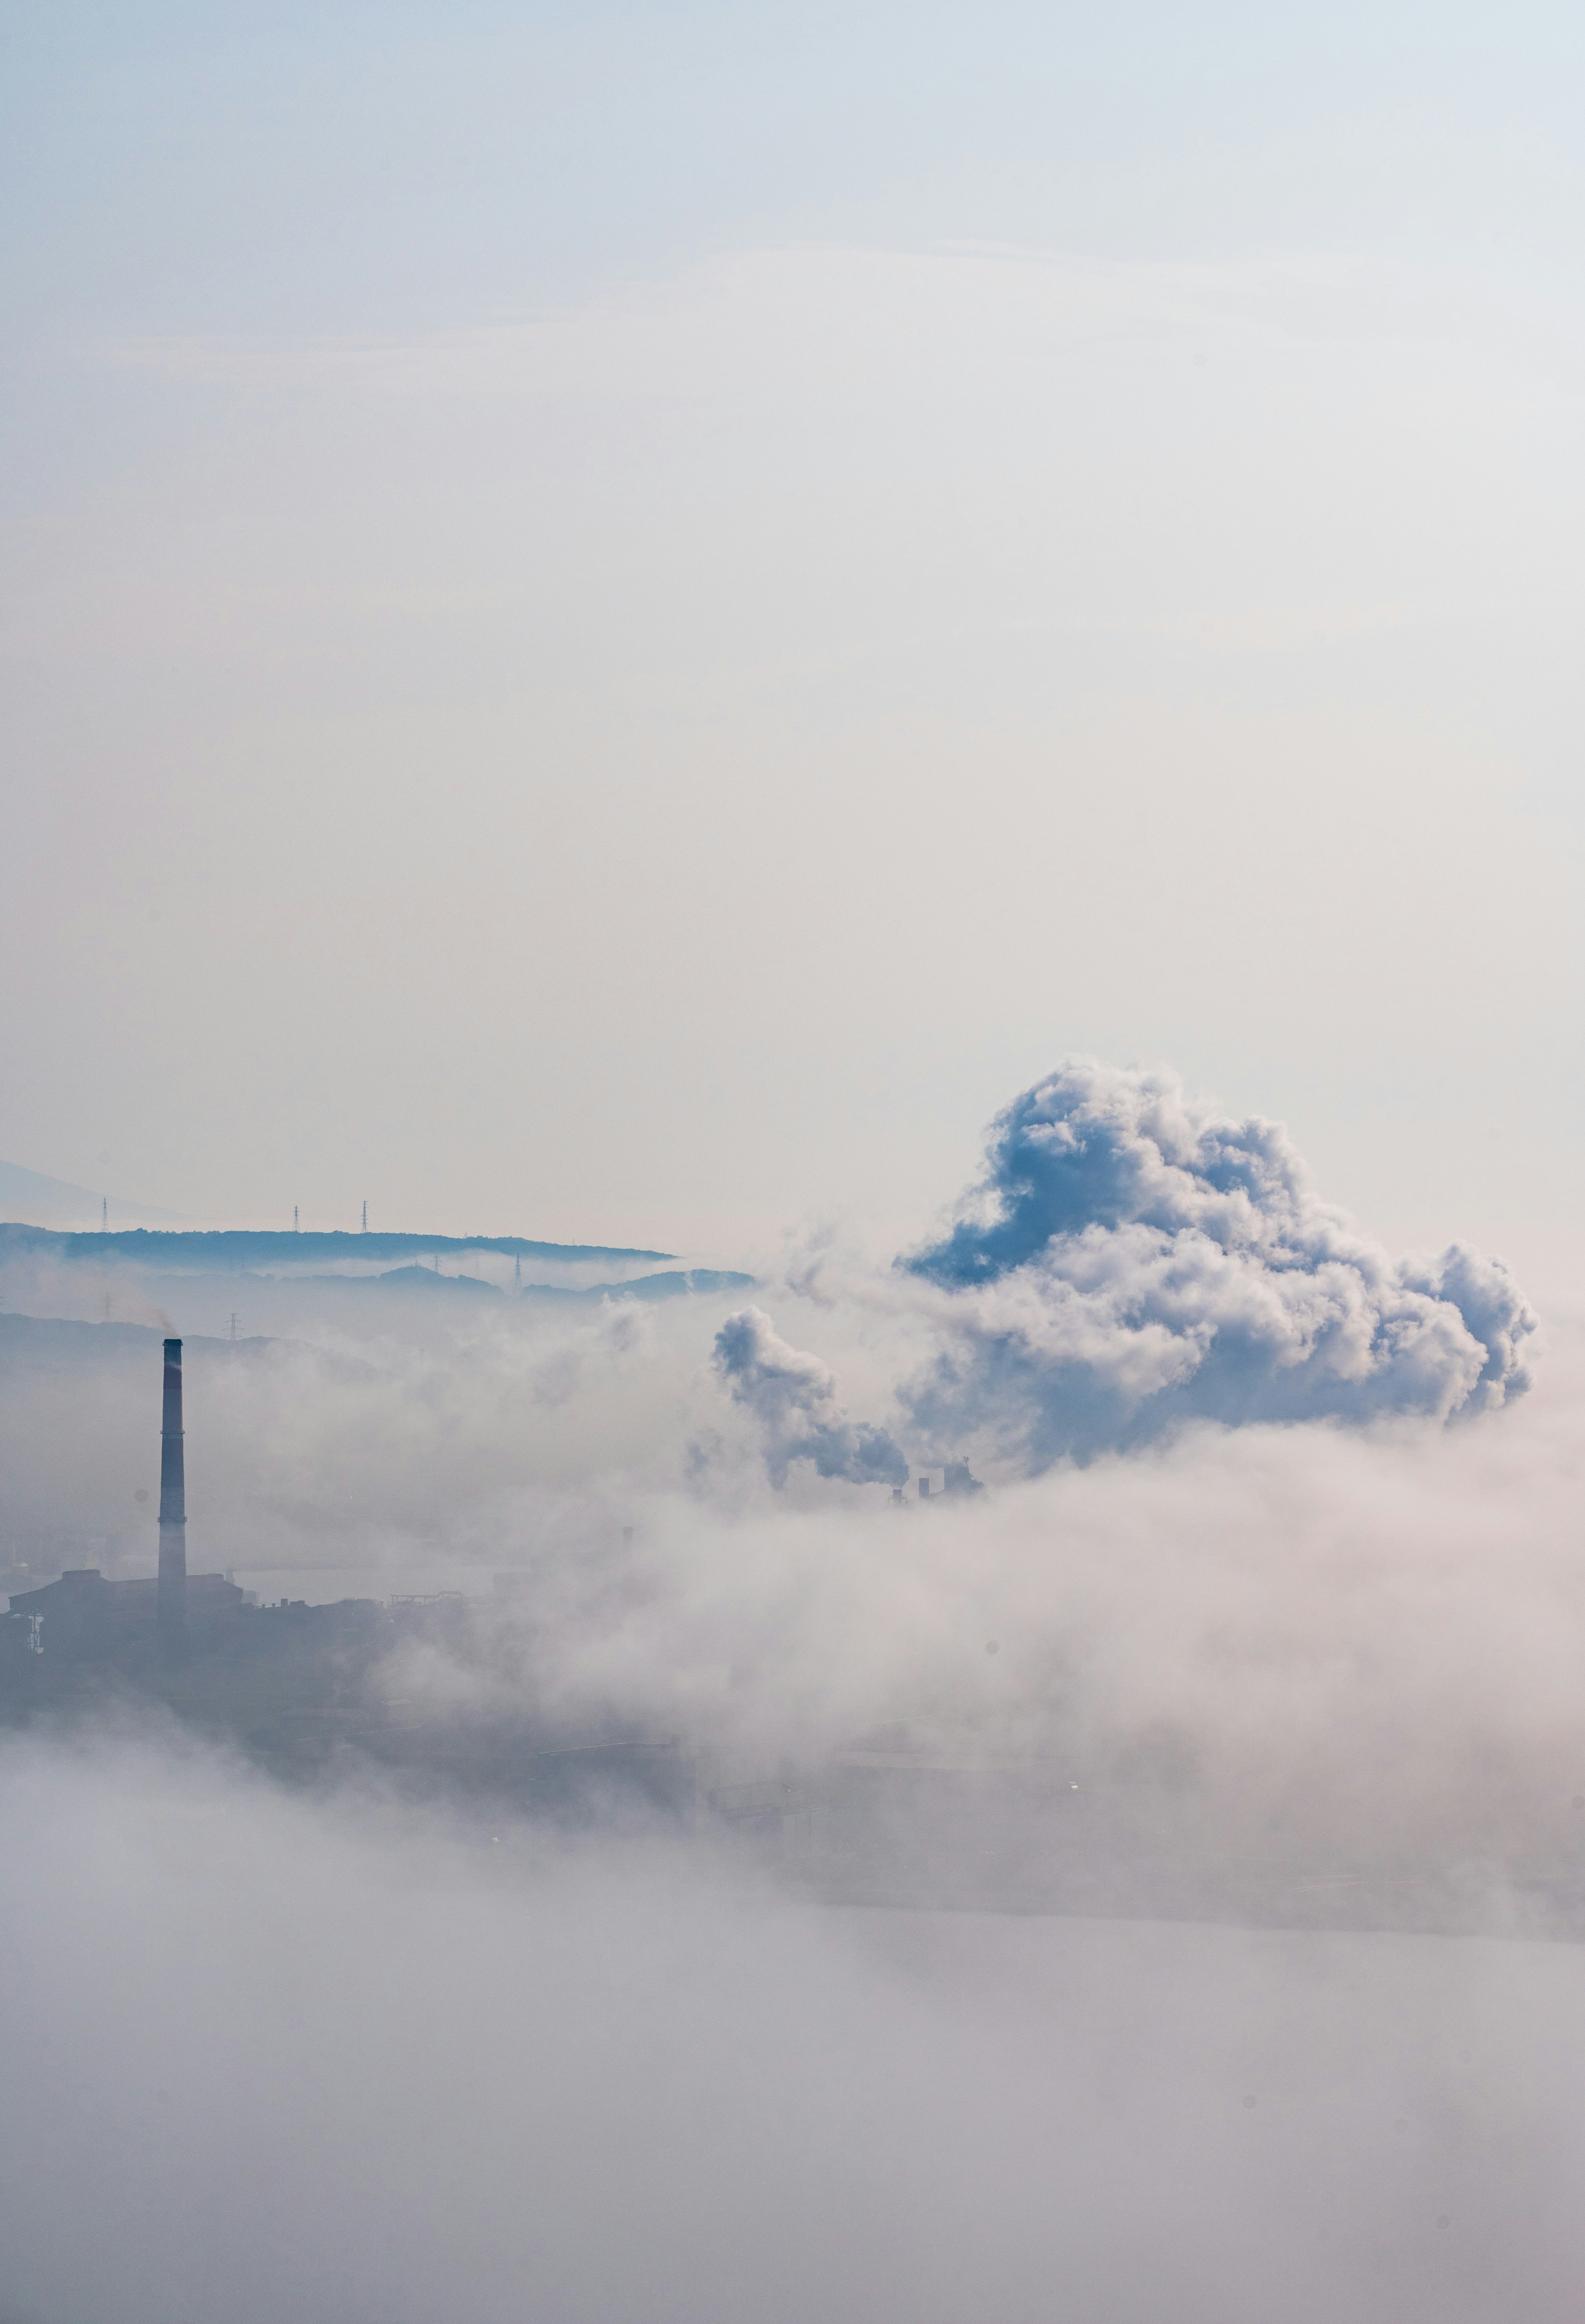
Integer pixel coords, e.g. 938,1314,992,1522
3,1748,1580,2324
292,1310,1585,1889
6,1305,1585,1886
3,1731,1585,2324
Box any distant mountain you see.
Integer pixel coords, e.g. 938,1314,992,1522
0,1159,188,1231
518,1269,756,1305
0,1312,249,1360
370,1266,757,1303
375,1264,502,1295
0,1225,674,1270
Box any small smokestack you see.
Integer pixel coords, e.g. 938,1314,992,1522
157,1337,187,1662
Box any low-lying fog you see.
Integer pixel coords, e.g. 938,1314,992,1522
5,1729,1585,2324
4,1064,1583,2319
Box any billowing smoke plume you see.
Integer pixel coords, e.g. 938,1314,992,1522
901,1059,1535,1469
712,1305,908,1486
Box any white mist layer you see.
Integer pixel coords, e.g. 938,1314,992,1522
6,1275,1585,1867
590,1452,1576,1817
2,1731,1585,2324
332,1315,1585,1883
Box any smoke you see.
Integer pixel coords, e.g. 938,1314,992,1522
899,1059,1535,1469
711,1304,908,1486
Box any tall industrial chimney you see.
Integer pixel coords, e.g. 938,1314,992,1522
157,1337,187,1661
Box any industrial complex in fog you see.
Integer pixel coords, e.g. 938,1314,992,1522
1,1333,519,1759
0,1335,992,1857
6,1335,1585,1947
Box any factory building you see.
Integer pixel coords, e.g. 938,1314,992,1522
6,1567,248,1658
0,1336,384,1689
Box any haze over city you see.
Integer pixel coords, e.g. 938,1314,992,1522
5,7,1585,2323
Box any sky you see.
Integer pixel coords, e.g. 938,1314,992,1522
5,1,1585,1275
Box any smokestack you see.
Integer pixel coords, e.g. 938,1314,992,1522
157,1338,187,1662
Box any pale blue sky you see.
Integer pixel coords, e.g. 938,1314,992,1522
4,2,1584,1272
7,3,1585,334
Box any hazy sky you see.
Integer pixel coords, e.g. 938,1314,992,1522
5,2,1584,1267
